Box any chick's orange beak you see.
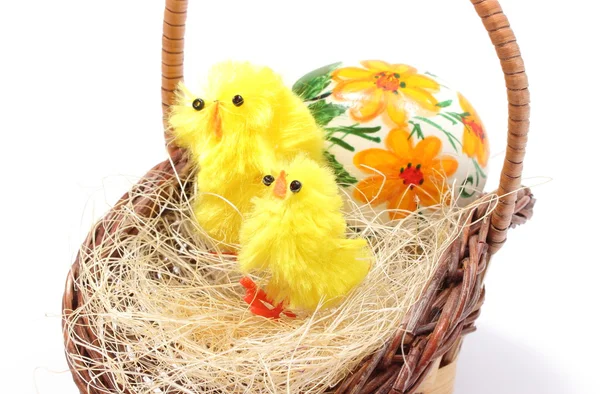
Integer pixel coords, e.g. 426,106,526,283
211,102,222,140
273,171,287,199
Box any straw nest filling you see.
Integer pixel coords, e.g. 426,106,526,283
64,167,466,394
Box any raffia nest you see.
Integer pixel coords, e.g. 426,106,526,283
62,153,492,394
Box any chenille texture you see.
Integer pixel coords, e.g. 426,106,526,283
238,155,372,310
168,61,325,249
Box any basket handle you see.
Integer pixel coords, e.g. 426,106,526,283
161,0,188,138
160,0,530,255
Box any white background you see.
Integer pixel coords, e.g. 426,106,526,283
0,1,598,393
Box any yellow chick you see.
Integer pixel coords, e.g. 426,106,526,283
168,62,324,249
238,155,372,314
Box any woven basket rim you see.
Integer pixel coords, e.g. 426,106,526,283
62,153,535,393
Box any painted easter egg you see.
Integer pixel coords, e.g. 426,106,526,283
292,60,490,222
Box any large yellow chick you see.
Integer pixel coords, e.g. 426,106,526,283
168,62,324,249
238,155,372,316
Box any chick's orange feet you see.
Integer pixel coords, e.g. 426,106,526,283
240,277,295,319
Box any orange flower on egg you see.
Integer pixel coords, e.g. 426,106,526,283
353,128,458,220
332,60,441,126
459,93,490,167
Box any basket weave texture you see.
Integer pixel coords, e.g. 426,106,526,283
63,0,534,393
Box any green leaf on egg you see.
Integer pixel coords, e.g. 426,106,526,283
413,116,462,152
447,111,471,123
439,113,458,125
459,176,477,198
292,62,342,101
323,151,358,186
436,100,453,108
308,100,348,126
325,124,382,143
408,121,425,140
325,124,381,134
328,137,355,152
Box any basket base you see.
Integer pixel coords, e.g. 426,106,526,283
416,357,457,394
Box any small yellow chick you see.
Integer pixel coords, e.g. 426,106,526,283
168,62,324,249
238,155,372,315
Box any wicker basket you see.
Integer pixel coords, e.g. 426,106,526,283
62,0,535,392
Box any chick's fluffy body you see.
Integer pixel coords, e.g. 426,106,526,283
168,62,324,248
239,156,372,311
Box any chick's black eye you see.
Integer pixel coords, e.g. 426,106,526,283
192,98,205,111
290,180,302,193
232,95,244,107
262,175,275,186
